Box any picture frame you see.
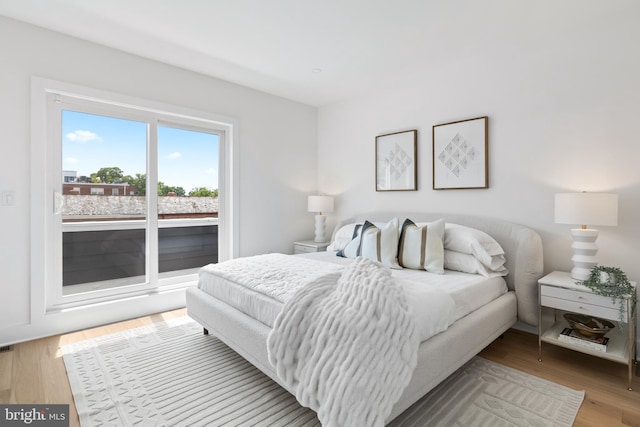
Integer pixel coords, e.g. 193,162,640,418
432,116,488,190
375,129,417,191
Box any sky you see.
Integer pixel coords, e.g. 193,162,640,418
62,110,219,192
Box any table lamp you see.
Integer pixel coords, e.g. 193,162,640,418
308,195,334,243
554,192,618,280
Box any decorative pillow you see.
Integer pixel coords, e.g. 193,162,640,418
338,218,401,269
443,223,505,269
329,221,388,252
337,224,363,258
328,223,360,252
444,250,508,278
360,219,401,269
397,218,445,274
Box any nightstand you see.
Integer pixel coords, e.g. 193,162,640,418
293,240,329,254
538,271,637,390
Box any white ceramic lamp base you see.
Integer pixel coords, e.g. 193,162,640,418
569,228,599,281
314,214,327,243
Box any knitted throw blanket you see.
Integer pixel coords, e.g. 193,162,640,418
267,257,420,427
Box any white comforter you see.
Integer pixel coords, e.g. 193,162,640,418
267,257,420,427
199,253,343,302
198,253,456,342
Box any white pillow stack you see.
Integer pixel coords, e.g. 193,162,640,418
442,223,508,277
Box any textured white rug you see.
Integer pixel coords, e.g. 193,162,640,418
62,317,584,426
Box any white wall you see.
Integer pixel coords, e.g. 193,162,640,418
318,4,640,320
0,17,317,344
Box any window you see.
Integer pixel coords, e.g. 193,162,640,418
63,170,77,182
32,77,237,312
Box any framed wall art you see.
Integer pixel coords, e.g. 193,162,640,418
375,129,417,191
432,116,488,190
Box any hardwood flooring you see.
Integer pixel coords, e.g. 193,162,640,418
480,328,640,427
1,309,638,426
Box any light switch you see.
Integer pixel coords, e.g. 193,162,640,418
2,191,15,206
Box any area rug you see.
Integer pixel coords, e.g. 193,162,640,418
62,317,584,426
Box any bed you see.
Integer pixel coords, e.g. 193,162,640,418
186,212,543,424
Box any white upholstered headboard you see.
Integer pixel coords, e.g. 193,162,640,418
331,212,544,326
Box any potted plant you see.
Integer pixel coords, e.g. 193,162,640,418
578,266,636,329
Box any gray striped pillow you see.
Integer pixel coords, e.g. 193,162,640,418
398,218,445,274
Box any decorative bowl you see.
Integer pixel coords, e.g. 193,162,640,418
563,313,615,338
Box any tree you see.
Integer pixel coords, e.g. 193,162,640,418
126,173,147,196
94,167,125,183
189,187,218,197
158,182,186,196
93,168,191,197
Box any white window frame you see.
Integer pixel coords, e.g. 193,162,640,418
31,77,239,316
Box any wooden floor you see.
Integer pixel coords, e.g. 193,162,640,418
1,308,638,426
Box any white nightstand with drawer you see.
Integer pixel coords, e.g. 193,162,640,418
293,240,329,254
538,271,637,390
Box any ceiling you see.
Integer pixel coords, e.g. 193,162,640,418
0,0,614,107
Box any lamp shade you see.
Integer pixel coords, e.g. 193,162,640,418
554,193,618,227
308,195,334,214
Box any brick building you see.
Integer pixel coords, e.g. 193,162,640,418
62,182,138,196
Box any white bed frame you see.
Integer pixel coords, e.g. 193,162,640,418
186,213,543,422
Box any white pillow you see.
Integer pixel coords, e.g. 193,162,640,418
398,218,445,274
361,218,401,269
339,225,363,258
444,250,508,278
328,221,389,251
443,223,505,269
327,223,360,251
484,253,506,271
338,218,401,269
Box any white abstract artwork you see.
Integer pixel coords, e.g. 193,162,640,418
376,130,417,191
433,117,487,189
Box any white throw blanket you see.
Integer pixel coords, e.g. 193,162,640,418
267,257,420,427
